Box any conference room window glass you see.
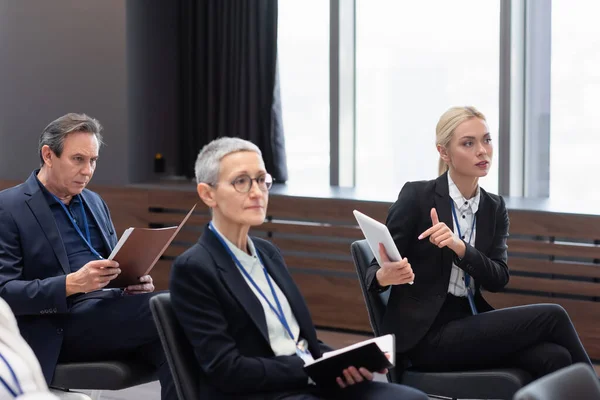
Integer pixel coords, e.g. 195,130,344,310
355,0,500,195
278,0,330,186
550,1,600,200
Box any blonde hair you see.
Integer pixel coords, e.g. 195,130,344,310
436,106,486,175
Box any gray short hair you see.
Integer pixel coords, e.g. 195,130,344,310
195,137,262,184
38,113,104,165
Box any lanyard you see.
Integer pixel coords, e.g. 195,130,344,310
209,222,295,342
51,194,103,260
450,199,478,315
0,352,23,398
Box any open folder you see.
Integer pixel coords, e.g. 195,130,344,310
303,334,395,388
106,204,197,288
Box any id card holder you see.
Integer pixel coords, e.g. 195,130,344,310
295,342,314,364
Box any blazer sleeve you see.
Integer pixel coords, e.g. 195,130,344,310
170,254,310,395
456,196,510,292
365,182,420,292
0,205,68,316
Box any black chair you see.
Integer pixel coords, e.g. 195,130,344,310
150,293,201,400
350,239,532,400
513,363,600,400
51,360,156,400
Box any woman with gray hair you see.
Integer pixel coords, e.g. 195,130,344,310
169,137,428,399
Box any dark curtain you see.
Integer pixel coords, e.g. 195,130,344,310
177,0,288,182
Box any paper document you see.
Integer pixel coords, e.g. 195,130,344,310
318,334,395,365
107,204,196,288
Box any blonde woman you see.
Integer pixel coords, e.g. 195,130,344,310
366,106,593,380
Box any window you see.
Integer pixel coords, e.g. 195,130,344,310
550,1,600,200
278,0,330,185
355,0,500,195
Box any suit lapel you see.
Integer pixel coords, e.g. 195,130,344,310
434,172,454,279
80,191,113,252
258,247,316,347
202,229,271,344
23,174,70,275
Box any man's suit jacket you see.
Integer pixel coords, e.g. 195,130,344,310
0,171,118,382
170,226,332,400
366,172,510,354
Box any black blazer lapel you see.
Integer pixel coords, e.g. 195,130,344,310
474,189,494,258
23,176,70,275
258,247,317,347
434,172,454,278
202,229,271,344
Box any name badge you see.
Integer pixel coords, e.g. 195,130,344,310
295,342,314,364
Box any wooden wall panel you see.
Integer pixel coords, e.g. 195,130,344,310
291,272,371,332
509,210,600,240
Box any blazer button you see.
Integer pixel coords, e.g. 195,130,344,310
56,328,63,335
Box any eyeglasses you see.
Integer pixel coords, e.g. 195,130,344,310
227,173,273,193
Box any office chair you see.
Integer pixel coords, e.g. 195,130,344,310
150,293,201,400
513,363,600,400
350,239,532,400
51,360,156,400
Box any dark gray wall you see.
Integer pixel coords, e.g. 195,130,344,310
126,0,180,183
0,0,128,184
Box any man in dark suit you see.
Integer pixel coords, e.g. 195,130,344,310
0,113,175,399
170,137,428,399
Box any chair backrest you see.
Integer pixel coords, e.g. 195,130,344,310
350,239,390,337
149,293,201,400
513,363,600,400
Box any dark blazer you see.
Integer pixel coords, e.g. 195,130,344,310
366,172,510,354
170,226,332,400
0,171,118,382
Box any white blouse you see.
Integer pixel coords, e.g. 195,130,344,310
0,298,63,400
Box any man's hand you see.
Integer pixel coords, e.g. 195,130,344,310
335,366,388,389
65,260,120,296
375,243,414,286
418,208,466,258
125,275,155,294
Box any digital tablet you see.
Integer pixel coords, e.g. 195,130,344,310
353,210,413,284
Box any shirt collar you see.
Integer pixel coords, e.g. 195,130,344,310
210,223,258,268
447,173,480,214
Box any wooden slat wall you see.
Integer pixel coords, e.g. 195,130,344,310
491,210,600,361
1,180,598,360
142,192,600,361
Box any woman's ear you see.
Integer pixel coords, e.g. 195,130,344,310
437,144,451,164
197,183,217,208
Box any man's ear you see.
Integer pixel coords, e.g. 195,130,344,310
41,145,53,167
197,183,217,208
437,144,451,164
